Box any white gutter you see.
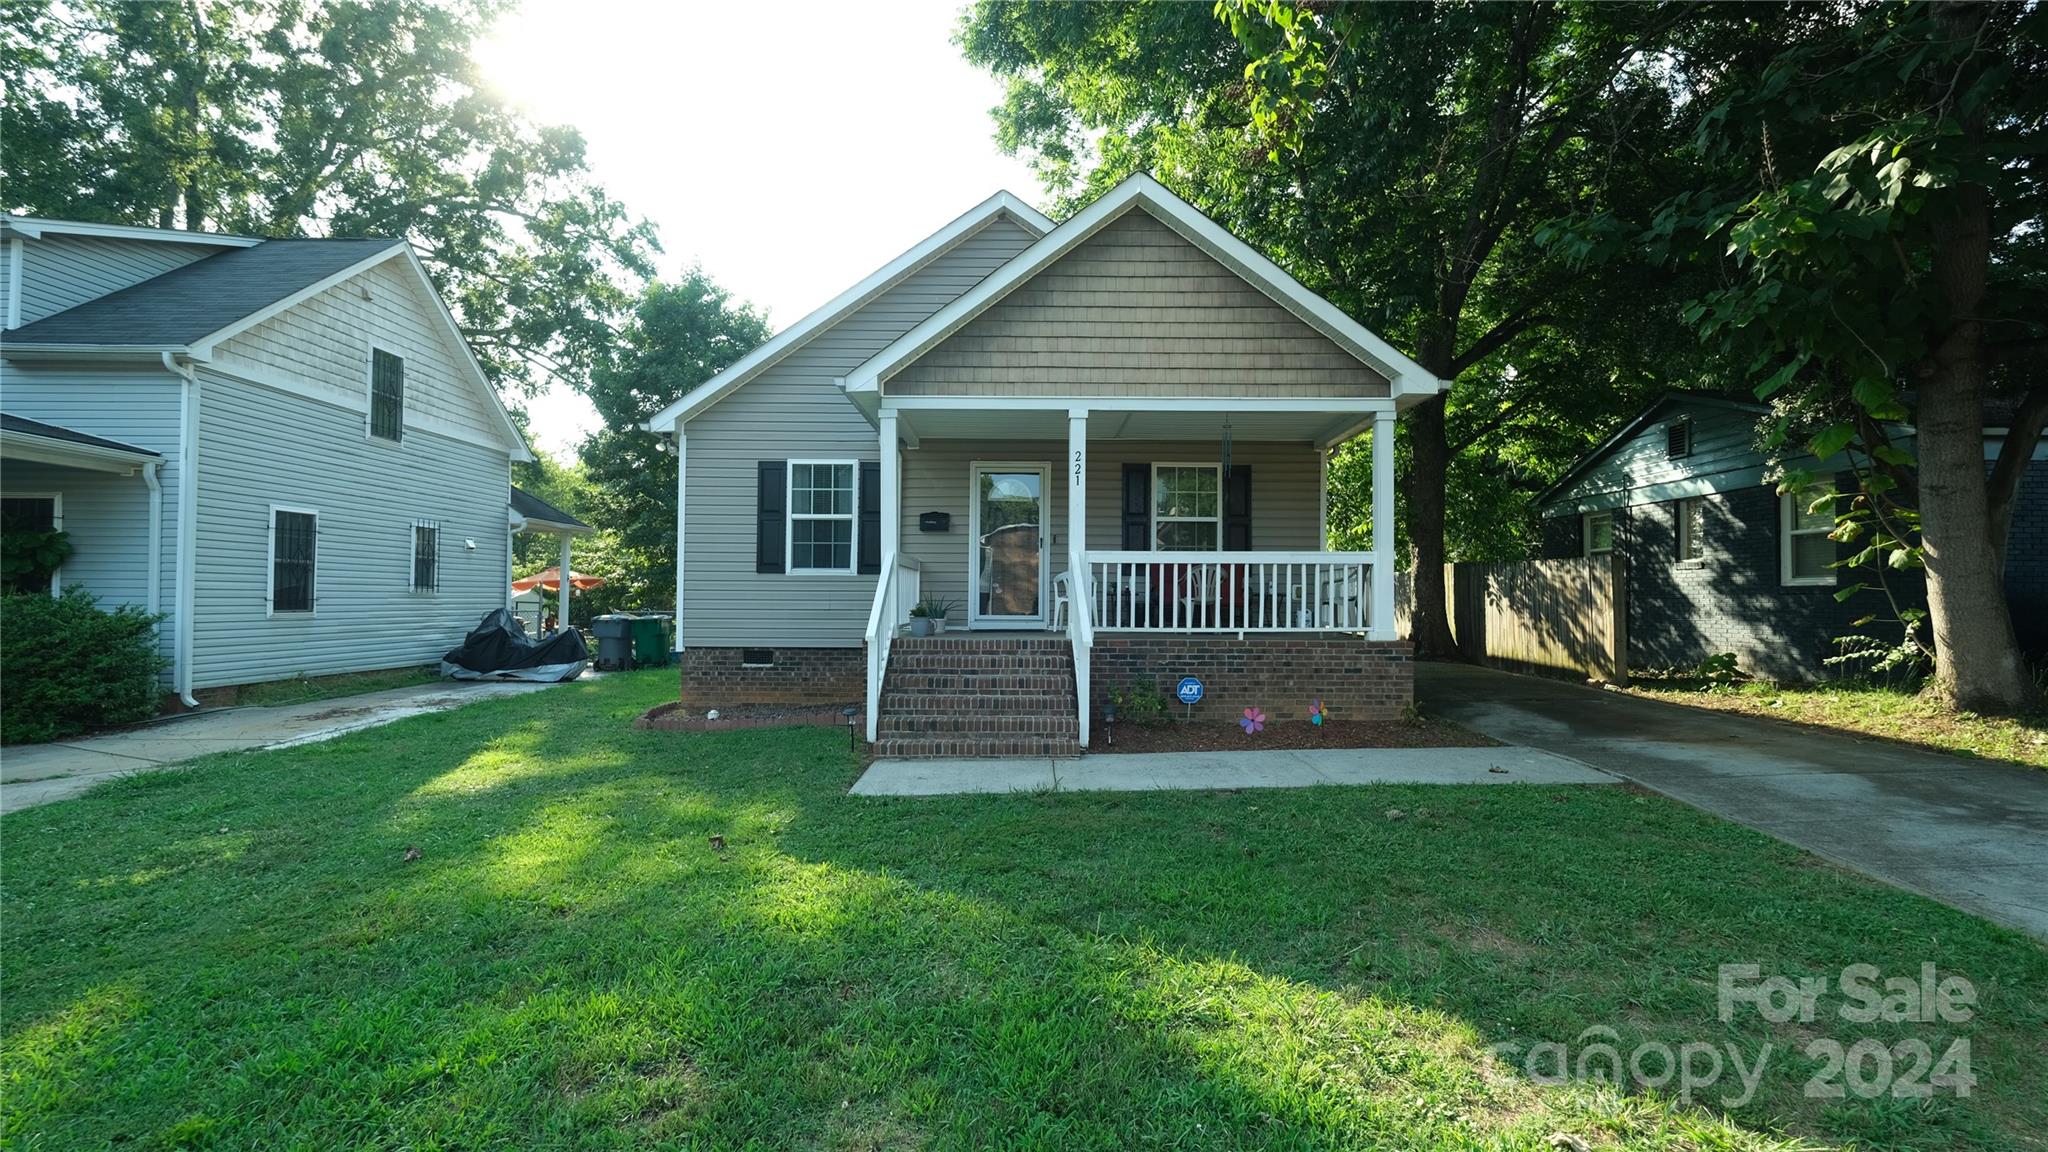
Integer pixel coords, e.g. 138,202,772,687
164,351,201,707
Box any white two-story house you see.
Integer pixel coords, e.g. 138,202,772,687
0,214,534,704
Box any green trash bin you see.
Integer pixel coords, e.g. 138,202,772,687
628,615,673,667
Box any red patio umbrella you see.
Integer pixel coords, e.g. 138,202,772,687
511,566,607,594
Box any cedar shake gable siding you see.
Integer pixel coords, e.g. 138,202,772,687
886,210,1390,399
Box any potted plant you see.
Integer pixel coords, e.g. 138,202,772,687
907,600,934,637
923,595,958,634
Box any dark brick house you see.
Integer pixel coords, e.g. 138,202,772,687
1536,393,2046,682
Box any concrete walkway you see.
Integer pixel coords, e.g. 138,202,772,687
0,679,565,813
1419,662,2048,940
851,745,1614,797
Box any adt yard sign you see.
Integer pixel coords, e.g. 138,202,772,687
1175,677,1204,706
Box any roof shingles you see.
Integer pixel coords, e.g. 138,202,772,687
4,237,403,348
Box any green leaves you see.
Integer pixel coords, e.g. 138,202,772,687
1,0,658,398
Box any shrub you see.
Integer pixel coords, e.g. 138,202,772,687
1,589,166,744
1108,679,1173,726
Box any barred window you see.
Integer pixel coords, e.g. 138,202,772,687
412,521,439,592
370,349,405,441
270,508,317,613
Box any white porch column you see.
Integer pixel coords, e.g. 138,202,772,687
557,532,572,633
1067,408,1088,747
1369,410,1396,641
673,422,686,651
879,409,901,565
1066,409,1087,571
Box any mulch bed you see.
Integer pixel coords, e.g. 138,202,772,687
1095,718,1497,753
637,701,858,733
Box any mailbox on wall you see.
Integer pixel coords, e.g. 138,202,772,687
919,512,951,532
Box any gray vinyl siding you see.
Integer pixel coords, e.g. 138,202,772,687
681,216,1040,648
889,209,1391,398
0,360,184,671
17,235,221,326
190,372,511,688
213,257,502,440
1,462,152,606
900,439,1324,617
1546,404,1769,513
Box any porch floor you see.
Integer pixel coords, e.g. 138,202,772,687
849,746,1614,796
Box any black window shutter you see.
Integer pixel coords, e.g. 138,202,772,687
857,461,881,574
756,461,786,573
1121,463,1150,550
1224,466,1253,550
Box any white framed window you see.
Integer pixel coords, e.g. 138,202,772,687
1676,497,1705,562
0,492,63,596
411,520,439,592
1152,463,1221,551
368,346,405,442
787,460,856,573
1782,484,1836,586
268,505,319,615
1583,510,1615,557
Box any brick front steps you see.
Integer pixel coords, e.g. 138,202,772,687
875,634,1080,758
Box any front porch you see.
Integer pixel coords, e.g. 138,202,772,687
863,397,1400,747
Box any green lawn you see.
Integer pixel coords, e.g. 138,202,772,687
3,672,2043,1151
1625,680,2048,769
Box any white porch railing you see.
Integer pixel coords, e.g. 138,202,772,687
862,552,921,741
1082,550,1373,633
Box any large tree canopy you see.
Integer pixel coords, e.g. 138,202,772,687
578,271,773,611
1,0,657,394
1638,0,2046,711
961,1,1712,656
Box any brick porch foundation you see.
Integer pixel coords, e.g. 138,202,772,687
679,646,864,706
1089,634,1413,723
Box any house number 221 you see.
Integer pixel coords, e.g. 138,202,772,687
1072,449,1084,487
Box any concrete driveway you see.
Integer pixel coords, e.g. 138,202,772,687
1419,662,2048,940
0,678,567,814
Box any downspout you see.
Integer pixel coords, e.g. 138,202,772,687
142,459,162,621
164,351,200,707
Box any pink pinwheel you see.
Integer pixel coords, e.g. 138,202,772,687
1240,706,1266,735
1309,699,1325,726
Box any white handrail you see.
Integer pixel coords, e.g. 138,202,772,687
862,553,923,742
1083,550,1373,634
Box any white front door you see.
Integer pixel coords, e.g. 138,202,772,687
968,462,1048,627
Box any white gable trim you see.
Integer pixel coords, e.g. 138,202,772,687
189,243,531,463
0,214,263,248
841,173,1443,410
640,191,1054,433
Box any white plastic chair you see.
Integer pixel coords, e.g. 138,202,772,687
1049,570,1071,631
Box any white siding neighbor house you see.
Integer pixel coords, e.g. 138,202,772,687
0,214,533,703
646,175,1445,756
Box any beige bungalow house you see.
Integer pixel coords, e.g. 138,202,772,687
646,174,1442,756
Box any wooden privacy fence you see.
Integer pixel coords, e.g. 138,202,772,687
1396,554,1628,684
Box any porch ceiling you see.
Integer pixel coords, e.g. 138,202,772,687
896,407,1366,445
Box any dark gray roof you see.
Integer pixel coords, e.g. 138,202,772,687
511,485,592,530
4,237,405,348
1,412,159,456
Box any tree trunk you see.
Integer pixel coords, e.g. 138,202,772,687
1918,184,2034,713
1915,1,2035,714
1404,359,1459,658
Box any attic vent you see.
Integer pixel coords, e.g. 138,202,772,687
1665,420,1693,459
